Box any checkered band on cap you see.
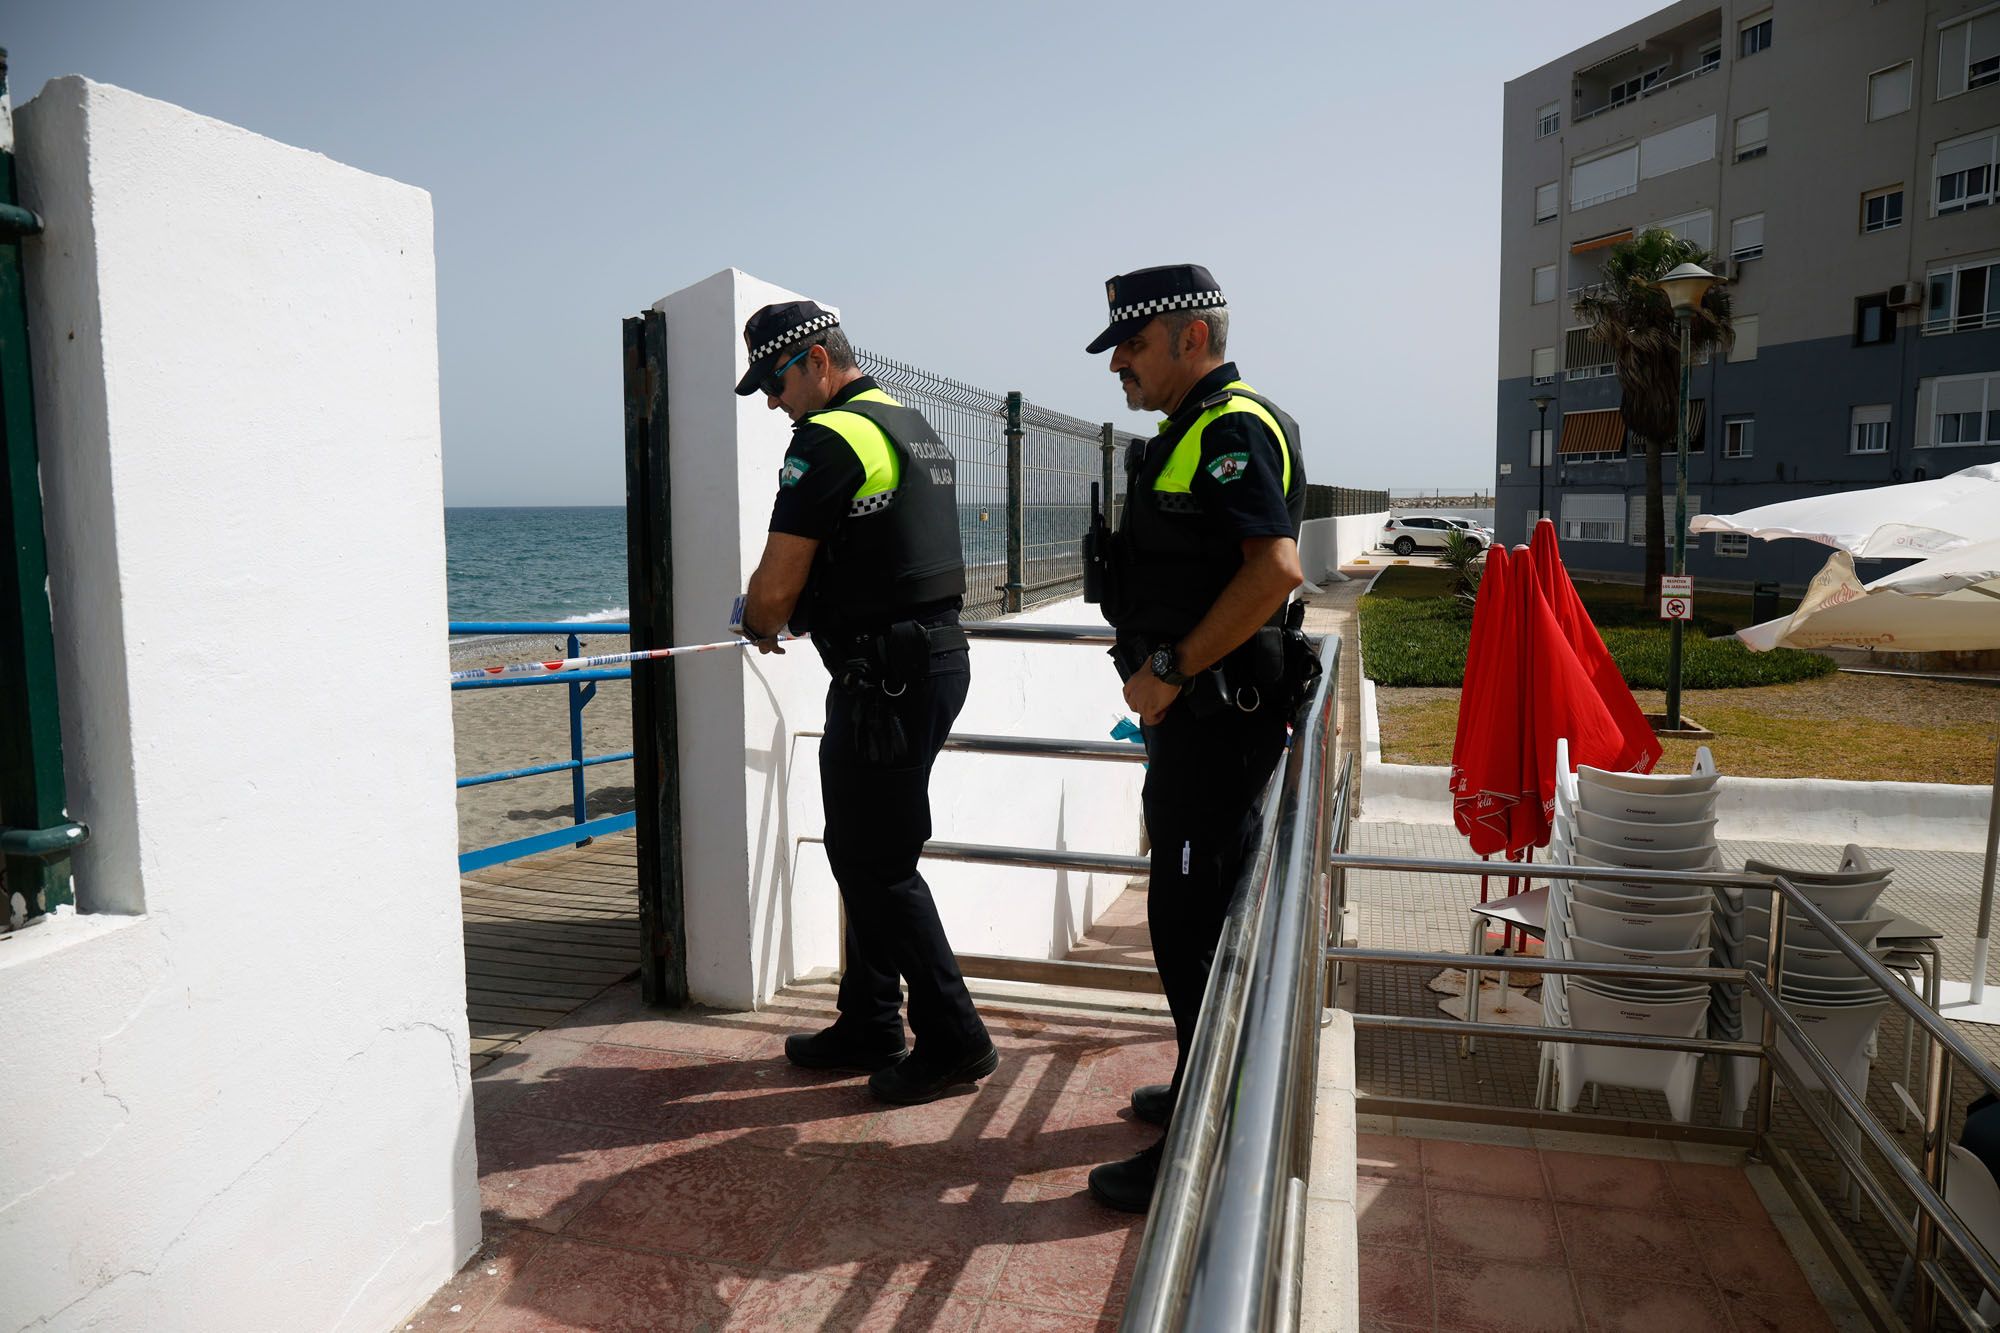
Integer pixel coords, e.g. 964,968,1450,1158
748,313,839,362
848,489,897,517
1108,290,1225,322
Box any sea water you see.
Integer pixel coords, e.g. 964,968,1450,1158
445,507,630,629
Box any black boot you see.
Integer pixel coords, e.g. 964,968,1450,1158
1130,1083,1175,1126
868,1041,999,1104
1088,1141,1163,1213
784,1024,907,1073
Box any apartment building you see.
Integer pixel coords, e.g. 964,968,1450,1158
1495,0,2000,586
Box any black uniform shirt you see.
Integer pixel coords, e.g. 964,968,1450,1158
768,375,879,540
1158,362,1297,542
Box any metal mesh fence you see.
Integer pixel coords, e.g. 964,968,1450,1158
856,347,1137,621
1305,484,1390,520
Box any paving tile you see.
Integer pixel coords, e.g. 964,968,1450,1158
1573,1272,1732,1333
1666,1162,1774,1225
1723,1292,1838,1332
1542,1152,1675,1212
542,984,653,1045
987,1183,1142,1318
1692,1221,1817,1299
564,1141,833,1267
1554,1201,1701,1275
1428,1189,1563,1264
1421,1139,1549,1197
1019,1089,1159,1189
1431,1255,1582,1333
855,1064,1078,1181
1358,1243,1436,1327
504,1042,736,1136
472,1036,596,1119
601,1010,789,1060
1078,1035,1179,1097
662,1059,886,1157
474,1110,655,1232
765,1159,1029,1300
1356,1132,1423,1183
720,1272,981,1330
973,1307,1112,1331
400,1226,549,1331
1357,1179,1429,1251
471,1236,752,1332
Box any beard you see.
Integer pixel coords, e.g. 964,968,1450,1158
1120,375,1144,410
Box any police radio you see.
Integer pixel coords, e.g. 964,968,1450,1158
1083,482,1108,605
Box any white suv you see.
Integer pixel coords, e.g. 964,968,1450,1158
1379,514,1490,556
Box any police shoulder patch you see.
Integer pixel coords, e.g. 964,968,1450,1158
780,456,811,487
1206,451,1251,484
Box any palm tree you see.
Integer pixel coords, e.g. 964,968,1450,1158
1572,228,1734,604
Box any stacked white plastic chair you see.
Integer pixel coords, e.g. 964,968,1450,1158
1540,741,1721,1121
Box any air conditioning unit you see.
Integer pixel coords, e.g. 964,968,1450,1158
1888,282,1924,308
1718,260,1742,283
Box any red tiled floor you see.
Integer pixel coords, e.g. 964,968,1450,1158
1421,1139,1549,1198
474,1110,656,1232
974,1307,1112,1330
600,1011,789,1060
1542,1152,1675,1213
856,1070,1077,1181
1357,1178,1429,1250
765,1159,1029,1300
1723,1291,1839,1332
664,1060,887,1157
403,1226,550,1331
1359,1244,1435,1326
1665,1160,1773,1224
504,1041,737,1135
1554,1201,1702,1275
1573,1272,1732,1333
472,1236,752,1332
1428,1189,1563,1264
1432,1255,1583,1332
721,1272,981,1330
1356,1132,1423,1183
1021,1090,1158,1189
988,1183,1142,1318
1077,1036,1178,1096
564,1141,834,1267
1692,1221,1818,1300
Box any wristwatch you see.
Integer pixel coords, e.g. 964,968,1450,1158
1149,643,1192,687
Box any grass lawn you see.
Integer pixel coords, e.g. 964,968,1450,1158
1375,676,1999,785
1367,564,1793,635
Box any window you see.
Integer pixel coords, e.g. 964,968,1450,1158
1740,12,1773,58
1728,314,1760,361
1628,492,1703,546
1699,44,1722,73
1529,428,1552,467
1731,213,1765,262
1855,293,1894,345
1935,128,2000,216
1734,110,1769,162
1868,63,1913,122
1715,532,1750,558
1570,143,1639,211
1652,210,1714,251
1609,65,1670,107
1938,9,2000,99
1852,404,1892,454
1535,181,1560,222
1863,185,1904,233
1533,264,1558,304
1531,346,1556,384
1538,100,1561,138
1564,325,1614,380
1724,417,1755,459
1563,493,1626,543
1918,371,2000,446
1925,255,2000,333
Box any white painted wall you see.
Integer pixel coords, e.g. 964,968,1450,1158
659,269,1144,1009
0,79,476,1333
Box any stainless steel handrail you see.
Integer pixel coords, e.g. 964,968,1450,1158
1121,632,1344,1333
961,621,1117,645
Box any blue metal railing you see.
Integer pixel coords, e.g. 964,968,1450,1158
450,621,637,873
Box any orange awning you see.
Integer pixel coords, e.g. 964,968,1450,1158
1560,409,1626,455
1571,230,1634,255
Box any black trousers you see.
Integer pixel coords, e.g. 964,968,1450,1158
820,648,987,1058
1142,696,1289,1099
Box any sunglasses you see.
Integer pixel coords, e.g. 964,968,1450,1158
759,344,813,397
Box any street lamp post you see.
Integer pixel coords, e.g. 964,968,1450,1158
1655,261,1718,732
1530,391,1554,538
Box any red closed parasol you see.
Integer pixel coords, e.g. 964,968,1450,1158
1529,518,1661,777
1450,543,1523,854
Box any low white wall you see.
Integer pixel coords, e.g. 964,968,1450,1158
1357,633,1996,854
1,79,475,1333
1333,510,1391,565
661,269,1143,1010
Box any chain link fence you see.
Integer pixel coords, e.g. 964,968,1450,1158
1305,484,1390,519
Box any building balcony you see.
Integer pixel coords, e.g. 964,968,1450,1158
1571,10,1723,125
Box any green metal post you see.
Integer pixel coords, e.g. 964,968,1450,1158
1004,391,1024,614
0,49,76,923
1664,315,1691,731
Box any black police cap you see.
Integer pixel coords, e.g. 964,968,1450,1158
735,300,841,396
1085,264,1227,354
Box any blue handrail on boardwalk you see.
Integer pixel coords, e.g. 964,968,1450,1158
450,621,638,873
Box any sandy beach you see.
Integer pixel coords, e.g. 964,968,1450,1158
451,632,636,854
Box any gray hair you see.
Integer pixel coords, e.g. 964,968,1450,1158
803,326,857,370
1163,305,1228,359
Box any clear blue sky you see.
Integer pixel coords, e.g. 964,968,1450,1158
9,0,1665,506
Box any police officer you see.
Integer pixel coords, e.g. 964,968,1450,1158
734,300,998,1104
1081,266,1306,1211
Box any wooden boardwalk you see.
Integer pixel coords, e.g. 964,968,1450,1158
458,831,639,1070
